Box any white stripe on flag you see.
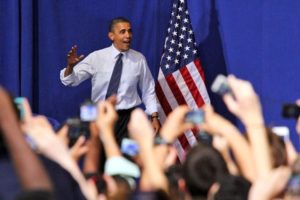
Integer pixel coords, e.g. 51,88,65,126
173,68,198,109
186,62,211,104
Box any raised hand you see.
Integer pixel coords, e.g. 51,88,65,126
159,105,194,142
64,45,84,77
223,75,264,126
67,45,84,67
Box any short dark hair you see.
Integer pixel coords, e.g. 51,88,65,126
183,143,229,198
109,17,131,32
213,174,251,200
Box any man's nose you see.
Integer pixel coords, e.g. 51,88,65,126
125,31,131,38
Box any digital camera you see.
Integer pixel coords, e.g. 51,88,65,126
80,100,97,122
185,110,204,124
66,117,90,147
121,138,139,156
282,104,300,119
211,74,231,96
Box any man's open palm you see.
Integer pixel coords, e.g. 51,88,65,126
67,45,84,67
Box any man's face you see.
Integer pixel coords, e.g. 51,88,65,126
108,22,132,52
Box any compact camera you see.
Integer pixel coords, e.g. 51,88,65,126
121,138,139,156
185,110,204,124
282,104,300,119
197,131,213,146
80,100,97,122
66,118,90,147
14,97,25,121
211,74,231,96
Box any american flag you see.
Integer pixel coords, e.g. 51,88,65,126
156,0,210,162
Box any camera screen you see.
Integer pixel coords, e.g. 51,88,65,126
80,104,97,122
121,138,139,156
185,110,204,124
211,74,231,96
282,104,300,119
66,118,90,147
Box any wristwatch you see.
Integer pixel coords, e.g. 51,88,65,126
154,135,172,146
151,113,160,121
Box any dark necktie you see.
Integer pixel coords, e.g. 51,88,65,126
105,53,123,99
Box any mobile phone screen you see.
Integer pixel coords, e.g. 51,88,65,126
121,138,139,156
185,110,204,124
80,104,97,122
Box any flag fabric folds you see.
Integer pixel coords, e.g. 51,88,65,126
155,0,210,162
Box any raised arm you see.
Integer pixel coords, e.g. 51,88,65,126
0,87,53,192
128,109,168,193
223,75,272,178
200,104,256,181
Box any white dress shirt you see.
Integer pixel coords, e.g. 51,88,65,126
60,44,158,114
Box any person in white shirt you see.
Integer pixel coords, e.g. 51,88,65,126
60,17,160,144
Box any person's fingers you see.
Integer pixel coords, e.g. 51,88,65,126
70,136,88,160
57,125,69,145
21,98,33,123
181,123,195,133
128,108,154,141
222,93,238,115
202,104,214,120
73,45,78,55
78,54,84,60
106,95,117,106
163,146,178,169
73,135,85,148
98,101,106,116
37,115,53,129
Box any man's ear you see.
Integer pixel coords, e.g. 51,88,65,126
108,32,114,41
178,178,187,192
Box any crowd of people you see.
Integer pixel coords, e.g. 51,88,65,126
1,74,300,200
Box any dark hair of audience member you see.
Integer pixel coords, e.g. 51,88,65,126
15,190,55,200
266,128,288,167
211,174,251,200
130,189,170,200
183,143,229,198
165,164,185,200
106,175,132,200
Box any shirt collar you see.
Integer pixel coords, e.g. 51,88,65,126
111,44,128,59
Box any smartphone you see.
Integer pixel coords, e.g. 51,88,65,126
66,117,90,147
197,131,213,145
272,126,290,141
80,100,97,122
282,104,300,119
211,74,231,96
14,97,25,121
121,138,139,156
185,110,204,124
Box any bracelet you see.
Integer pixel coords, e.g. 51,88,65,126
150,115,160,121
154,135,172,146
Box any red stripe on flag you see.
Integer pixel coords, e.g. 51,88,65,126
191,128,199,141
179,66,205,108
155,82,172,116
194,59,205,82
165,73,186,105
156,81,191,155
164,74,190,151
